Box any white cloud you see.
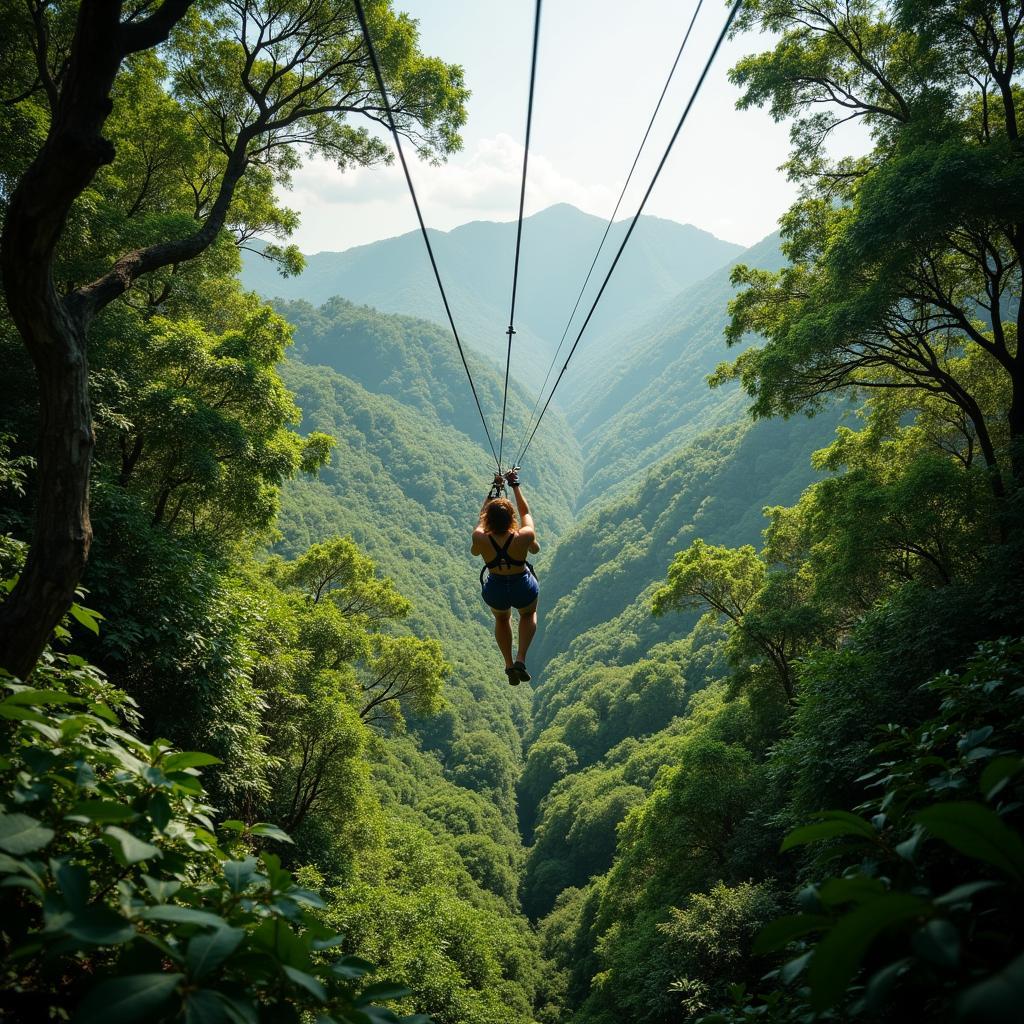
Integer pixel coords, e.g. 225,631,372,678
285,134,618,252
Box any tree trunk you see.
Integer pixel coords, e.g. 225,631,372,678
0,311,93,680
0,2,124,677
1009,372,1024,492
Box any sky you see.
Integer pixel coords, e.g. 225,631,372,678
285,0,805,254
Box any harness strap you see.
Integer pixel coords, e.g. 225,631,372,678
480,560,538,587
487,534,526,570
479,532,537,586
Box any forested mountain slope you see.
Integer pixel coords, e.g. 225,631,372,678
531,411,839,678
241,204,743,392
271,297,580,534
266,296,583,800
568,232,787,508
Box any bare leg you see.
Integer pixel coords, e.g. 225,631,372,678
517,605,537,664
492,610,514,668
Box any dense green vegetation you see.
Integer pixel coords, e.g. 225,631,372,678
240,205,744,393
0,2,551,1019
568,232,789,508
517,3,1024,1022
2,0,1023,1022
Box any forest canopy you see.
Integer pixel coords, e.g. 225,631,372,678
1,1,1023,1023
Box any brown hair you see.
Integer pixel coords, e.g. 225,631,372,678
481,497,518,534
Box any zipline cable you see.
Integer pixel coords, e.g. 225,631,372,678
517,0,743,465
352,0,501,471
499,0,543,471
514,0,705,466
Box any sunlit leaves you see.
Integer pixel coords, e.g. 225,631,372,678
739,639,1024,1018
723,0,1023,501
0,671,425,1023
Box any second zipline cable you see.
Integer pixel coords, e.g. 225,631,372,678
514,0,706,465
352,0,501,470
517,0,743,465
499,0,544,471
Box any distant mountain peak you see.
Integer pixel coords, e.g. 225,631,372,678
241,209,750,390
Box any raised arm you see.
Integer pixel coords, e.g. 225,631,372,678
508,475,539,552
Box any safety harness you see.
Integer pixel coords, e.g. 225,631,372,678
480,533,536,587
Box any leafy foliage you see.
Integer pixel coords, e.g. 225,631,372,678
0,660,424,1024
702,639,1024,1023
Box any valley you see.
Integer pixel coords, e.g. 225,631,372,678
239,207,846,1021
3,4,1021,1023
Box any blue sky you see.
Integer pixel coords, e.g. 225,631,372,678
285,1,826,253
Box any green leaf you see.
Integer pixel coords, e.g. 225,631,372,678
54,860,90,910
210,992,258,1024
138,931,185,965
3,875,44,898
168,774,204,795
291,887,326,909
332,954,376,979
4,688,82,706
74,973,183,1024
807,893,926,1010
187,926,245,979
959,726,994,752
143,875,182,903
223,857,259,894
0,813,55,854
864,958,911,1014
916,802,1024,882
781,812,876,852
282,964,327,1001
250,822,293,844
64,906,135,946
0,851,29,875
817,875,887,906
163,752,222,772
148,792,172,832
102,826,161,865
89,701,120,724
895,827,924,861
359,1010,403,1024
956,952,1024,1023
913,918,960,968
0,705,48,723
138,905,228,930
183,989,234,1024
357,982,413,1004
68,800,136,824
934,880,1000,907
980,757,1024,800
753,914,830,954
779,950,812,986
69,603,104,635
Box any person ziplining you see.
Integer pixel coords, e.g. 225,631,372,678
473,469,540,685
354,0,742,683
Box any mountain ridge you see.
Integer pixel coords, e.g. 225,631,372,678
241,204,745,395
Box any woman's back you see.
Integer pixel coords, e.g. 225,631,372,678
480,529,532,574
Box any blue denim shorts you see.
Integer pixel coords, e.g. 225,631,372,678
482,569,539,612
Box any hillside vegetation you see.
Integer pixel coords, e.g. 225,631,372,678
2,1,1023,1024
240,204,744,393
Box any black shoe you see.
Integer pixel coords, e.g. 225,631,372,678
505,666,521,686
513,660,531,683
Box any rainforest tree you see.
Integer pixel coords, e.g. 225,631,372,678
0,0,467,678
720,0,1024,507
